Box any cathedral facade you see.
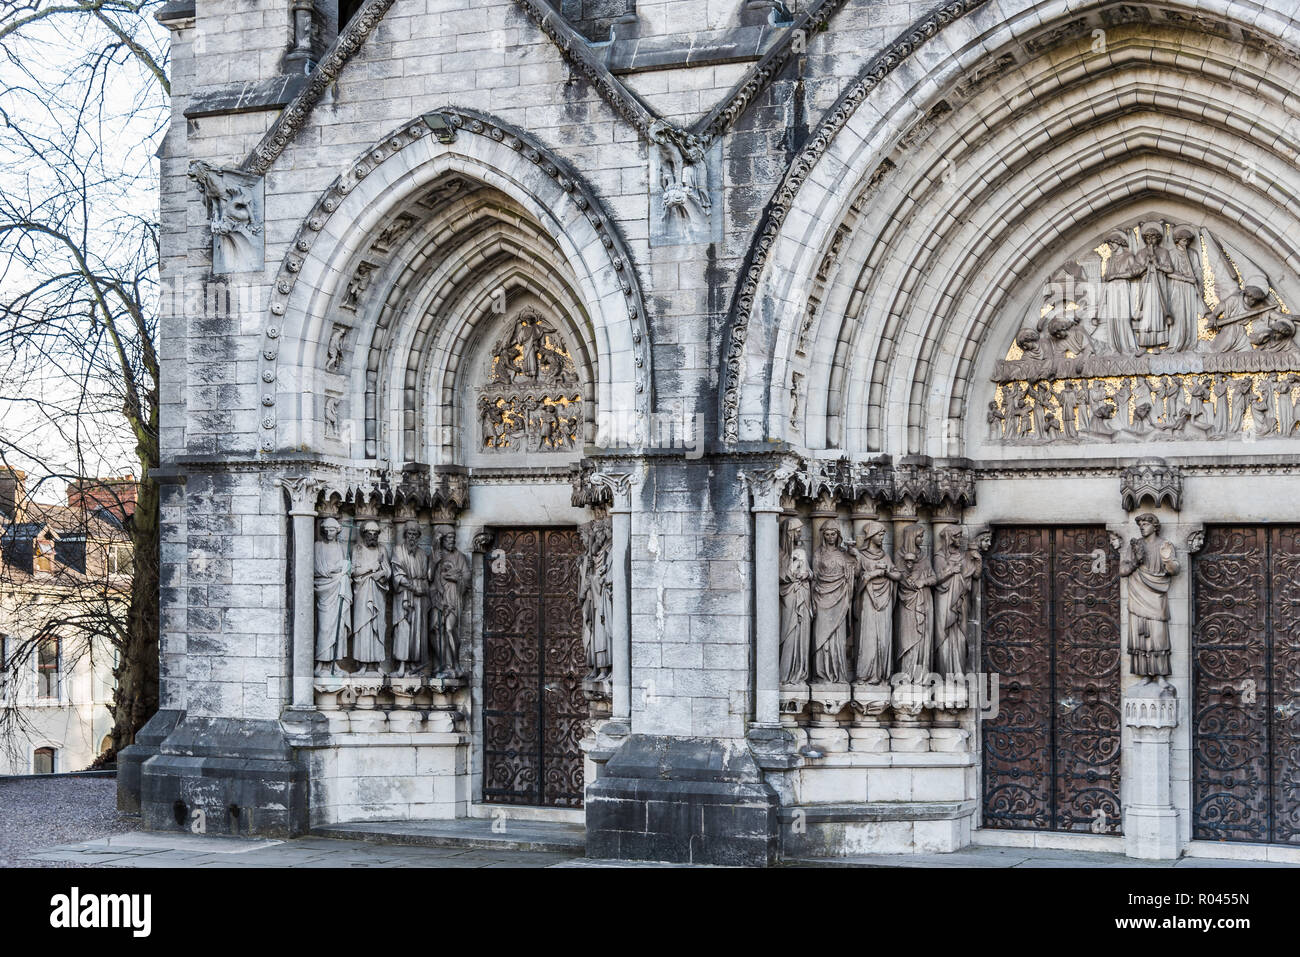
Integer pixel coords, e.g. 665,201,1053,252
126,0,1300,864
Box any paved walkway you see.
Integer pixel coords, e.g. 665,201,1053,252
20,830,1294,868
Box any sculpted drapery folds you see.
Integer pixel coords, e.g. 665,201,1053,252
432,532,470,678
852,520,899,684
933,526,979,676
314,517,351,669
579,519,613,682
1120,513,1180,682
811,524,854,684
778,518,813,685
391,521,431,676
351,520,391,671
895,524,936,683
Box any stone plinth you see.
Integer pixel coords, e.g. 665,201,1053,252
1123,688,1180,860
807,683,852,753
849,682,891,752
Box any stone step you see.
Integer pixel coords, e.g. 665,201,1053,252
311,818,586,854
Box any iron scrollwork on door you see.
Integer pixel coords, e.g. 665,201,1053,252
982,526,1122,834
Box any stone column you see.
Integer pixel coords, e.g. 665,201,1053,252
744,466,790,729
277,477,319,711
1123,692,1180,859
592,472,634,721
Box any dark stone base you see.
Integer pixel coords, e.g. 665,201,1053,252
584,734,779,866
138,715,309,838
116,709,184,814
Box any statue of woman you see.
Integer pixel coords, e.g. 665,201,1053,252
778,519,812,685
1132,223,1176,349
351,520,390,672
314,517,351,671
811,523,854,684
933,527,978,676
853,521,900,684
390,521,430,676
894,525,936,683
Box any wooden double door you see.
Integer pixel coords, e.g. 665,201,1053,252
981,526,1124,833
481,527,587,808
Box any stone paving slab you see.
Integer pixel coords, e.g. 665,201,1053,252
311,818,586,853
783,845,1297,868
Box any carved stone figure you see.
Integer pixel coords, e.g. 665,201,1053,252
314,517,351,670
579,520,613,681
649,120,713,244
1204,283,1276,353
326,325,346,372
324,396,340,439
351,520,390,672
1102,229,1140,355
1132,222,1176,349
853,521,900,684
894,524,936,682
1166,225,1202,352
933,526,979,676
431,532,470,677
1119,513,1180,683
390,522,431,676
778,518,812,685
811,523,854,683
188,161,264,273
987,400,1007,440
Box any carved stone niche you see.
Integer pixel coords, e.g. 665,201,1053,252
648,122,722,247
188,161,264,274
1121,457,1182,512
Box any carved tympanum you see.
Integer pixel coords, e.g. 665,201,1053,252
479,308,581,454
989,219,1300,445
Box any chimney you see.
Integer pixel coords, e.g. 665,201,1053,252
0,468,24,519
67,474,138,521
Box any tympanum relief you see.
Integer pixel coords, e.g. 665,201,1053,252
988,219,1300,444
478,307,582,454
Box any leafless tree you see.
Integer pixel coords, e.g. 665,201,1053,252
0,1,169,759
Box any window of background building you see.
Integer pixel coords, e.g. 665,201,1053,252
339,1,364,28
36,636,60,699
33,747,55,774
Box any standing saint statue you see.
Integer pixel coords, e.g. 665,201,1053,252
431,531,471,677
1166,225,1202,352
314,517,351,671
894,524,937,682
933,526,979,676
778,519,812,685
811,523,855,684
1119,513,1180,684
351,520,390,673
579,520,613,681
1102,229,1141,355
390,521,430,676
852,521,900,684
1132,222,1176,349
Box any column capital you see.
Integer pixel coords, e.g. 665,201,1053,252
740,461,798,512
277,475,319,515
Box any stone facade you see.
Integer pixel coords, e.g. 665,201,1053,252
130,0,1300,863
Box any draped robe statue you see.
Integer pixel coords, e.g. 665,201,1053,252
1103,231,1140,355
1119,513,1180,682
853,521,899,684
314,517,351,669
1132,223,1176,349
391,522,431,675
778,519,812,685
933,526,979,676
432,533,471,677
579,520,613,681
894,525,936,682
351,521,390,671
811,524,854,684
1166,226,1202,352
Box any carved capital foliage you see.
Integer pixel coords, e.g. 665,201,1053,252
315,466,469,513
777,454,976,512
571,461,637,510
276,475,320,512
740,459,800,510
1121,457,1183,512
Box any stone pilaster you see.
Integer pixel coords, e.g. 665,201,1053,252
1123,691,1180,859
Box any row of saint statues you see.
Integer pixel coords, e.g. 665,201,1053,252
313,518,470,677
1020,222,1295,359
577,519,614,683
779,519,984,686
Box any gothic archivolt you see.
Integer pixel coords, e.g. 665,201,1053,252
989,219,1300,445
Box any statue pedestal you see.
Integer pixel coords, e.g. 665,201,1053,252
849,682,892,752
807,683,851,753
778,686,811,750
1123,686,1180,860
889,682,931,752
